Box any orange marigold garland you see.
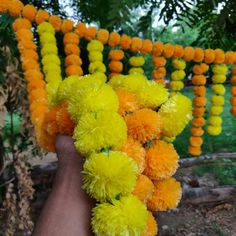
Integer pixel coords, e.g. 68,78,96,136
108,49,124,79
230,66,236,116
207,64,228,135
189,63,209,156
152,56,166,85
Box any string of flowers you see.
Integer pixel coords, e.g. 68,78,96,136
207,64,228,135
129,55,145,75
108,49,124,79
230,66,236,116
152,55,166,85
189,63,209,156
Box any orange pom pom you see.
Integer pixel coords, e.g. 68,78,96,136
8,0,24,17
130,37,142,52
193,97,207,107
188,145,202,156
152,42,164,56
65,55,82,66
35,10,49,25
61,19,74,33
192,117,205,127
125,109,162,143
145,141,179,180
189,136,203,147
162,43,174,58
120,34,131,50
152,57,166,67
49,15,62,31
84,26,97,40
132,175,154,203
183,46,195,61
109,61,123,73
147,177,182,211
97,29,109,44
142,212,158,236
108,32,121,47
190,127,204,137
192,107,205,117
64,44,80,56
193,86,206,96
64,32,79,45
22,4,37,21
224,51,236,64
66,65,83,76
204,49,215,64
140,39,153,54
109,50,124,61
192,75,206,85
193,48,204,62
173,45,184,58
12,18,32,31
120,137,146,174
214,49,225,64
75,22,86,37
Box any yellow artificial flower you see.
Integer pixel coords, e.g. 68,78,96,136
73,111,127,156
108,74,125,90
93,72,107,83
89,61,106,73
129,56,145,67
87,40,104,52
83,151,137,202
89,51,103,62
46,80,61,106
92,195,148,236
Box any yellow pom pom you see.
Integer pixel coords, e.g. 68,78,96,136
159,93,192,137
45,73,62,83
83,151,137,202
42,54,61,66
89,61,106,73
92,195,148,236
137,81,169,109
122,74,147,93
212,75,227,84
43,63,61,75
46,81,61,106
171,70,186,81
41,44,58,56
211,84,226,95
129,56,145,67
93,72,107,83
211,95,224,106
207,125,222,135
87,40,104,52
40,32,56,45
172,59,186,70
74,111,127,156
89,51,103,62
212,64,228,75
209,106,223,115
170,81,184,91
129,67,144,74
108,74,125,89
208,116,222,126
147,177,182,211
37,22,55,35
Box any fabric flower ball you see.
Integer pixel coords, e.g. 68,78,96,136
144,141,179,180
83,151,137,202
147,177,182,211
74,111,127,156
92,195,148,236
159,93,192,137
125,109,162,144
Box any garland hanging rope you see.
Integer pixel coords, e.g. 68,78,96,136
1,0,236,235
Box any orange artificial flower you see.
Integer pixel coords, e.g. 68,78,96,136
132,175,154,203
125,108,162,143
189,136,203,147
224,51,236,64
190,127,204,137
12,18,32,32
120,34,131,50
108,32,121,47
130,37,142,52
214,49,225,64
230,86,236,96
64,32,79,45
65,55,82,66
16,29,33,42
152,56,166,67
183,46,195,62
35,10,49,25
192,107,205,117
116,89,140,116
66,65,83,76
21,49,39,61
142,212,158,236
192,117,205,127
25,69,44,82
192,75,206,85
230,97,236,106
173,45,184,58
64,44,80,56
120,137,146,174
162,43,174,58
22,4,37,21
75,22,86,37
188,145,202,156
84,26,97,40
8,0,24,17
193,63,209,75
193,97,207,107
61,19,74,34
109,50,124,61
97,29,109,44
56,103,75,135
145,140,179,180
152,42,164,56
193,48,204,62
109,61,123,73
204,49,215,64
140,39,153,54
49,15,62,31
